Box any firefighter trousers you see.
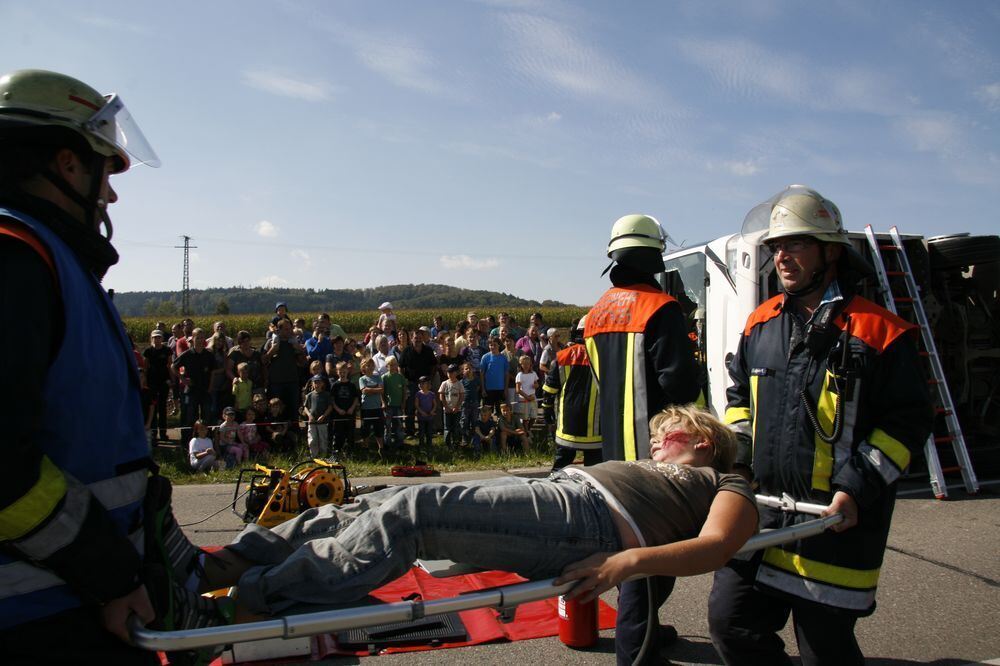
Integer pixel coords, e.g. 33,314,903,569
708,555,863,666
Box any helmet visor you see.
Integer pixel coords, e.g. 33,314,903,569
740,184,826,245
85,94,160,169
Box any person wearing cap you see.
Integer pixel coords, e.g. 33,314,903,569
708,186,932,665
376,302,397,341
0,69,174,659
585,214,700,665
302,373,334,459
438,364,465,450
143,329,173,442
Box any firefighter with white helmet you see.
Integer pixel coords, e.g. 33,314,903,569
585,214,700,664
709,186,933,665
0,69,224,662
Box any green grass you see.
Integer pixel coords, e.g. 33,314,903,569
155,433,557,486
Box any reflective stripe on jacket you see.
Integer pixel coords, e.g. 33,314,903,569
724,292,932,613
0,210,149,628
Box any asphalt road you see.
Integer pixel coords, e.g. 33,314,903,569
171,470,1000,665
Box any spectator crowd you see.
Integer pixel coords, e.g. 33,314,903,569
133,302,567,472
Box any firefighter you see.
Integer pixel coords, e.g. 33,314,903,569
543,316,602,472
585,214,700,664
708,186,933,665
0,69,170,662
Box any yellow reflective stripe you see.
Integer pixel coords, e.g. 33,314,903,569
694,389,706,408
542,384,559,395
724,407,751,424
870,428,911,471
588,372,599,438
749,375,759,452
584,337,599,381
811,371,837,492
559,432,602,444
763,547,881,590
623,333,636,461
0,456,67,541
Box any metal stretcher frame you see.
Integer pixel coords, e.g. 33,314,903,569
130,496,842,653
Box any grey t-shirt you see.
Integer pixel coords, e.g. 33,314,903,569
576,461,756,547
304,389,332,420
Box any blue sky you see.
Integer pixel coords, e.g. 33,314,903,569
3,1,998,306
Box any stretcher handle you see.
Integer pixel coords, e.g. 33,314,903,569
128,515,841,652
755,492,830,516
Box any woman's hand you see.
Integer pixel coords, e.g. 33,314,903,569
555,551,636,603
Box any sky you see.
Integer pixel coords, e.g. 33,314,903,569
2,0,999,306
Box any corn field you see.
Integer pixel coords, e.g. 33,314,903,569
123,306,590,342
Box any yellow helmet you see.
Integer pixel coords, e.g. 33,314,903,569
607,214,670,256
0,69,159,172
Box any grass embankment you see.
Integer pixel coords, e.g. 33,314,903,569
155,435,556,486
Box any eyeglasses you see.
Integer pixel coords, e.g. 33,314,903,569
765,238,816,255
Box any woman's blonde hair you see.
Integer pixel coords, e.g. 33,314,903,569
648,404,736,472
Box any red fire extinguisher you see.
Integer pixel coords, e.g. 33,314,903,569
558,594,598,648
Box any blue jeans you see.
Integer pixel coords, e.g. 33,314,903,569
443,410,461,449
229,474,621,614
384,405,403,450
460,402,479,442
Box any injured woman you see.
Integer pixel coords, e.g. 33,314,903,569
166,404,759,626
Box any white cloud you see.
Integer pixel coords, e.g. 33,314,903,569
255,220,279,238
354,42,444,94
895,113,961,155
76,15,149,34
975,82,1000,111
546,111,562,122
256,275,289,288
290,249,312,270
242,69,332,102
677,38,908,116
709,159,761,177
440,255,500,270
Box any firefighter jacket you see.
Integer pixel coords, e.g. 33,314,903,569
724,291,932,614
0,208,150,628
584,274,699,462
542,344,601,450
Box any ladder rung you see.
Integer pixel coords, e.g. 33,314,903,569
879,244,899,250
935,408,953,416
885,271,905,276
927,379,942,385
941,466,960,473
934,436,954,444
894,297,914,303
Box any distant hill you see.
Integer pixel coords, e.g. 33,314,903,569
111,285,572,317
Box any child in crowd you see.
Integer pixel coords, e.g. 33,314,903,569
172,405,755,624
514,354,539,437
479,337,509,411
377,302,397,343
217,407,246,468
502,337,521,407
382,356,407,451
497,402,528,454
188,420,219,472
461,329,483,373
302,374,333,459
459,362,480,446
358,358,385,456
438,364,465,450
265,397,294,454
471,402,497,457
232,362,253,415
330,361,360,455
239,408,267,459
415,376,437,451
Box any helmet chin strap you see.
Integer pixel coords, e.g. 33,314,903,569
40,152,113,240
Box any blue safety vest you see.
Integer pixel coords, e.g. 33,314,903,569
0,207,150,627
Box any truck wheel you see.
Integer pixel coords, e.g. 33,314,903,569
928,234,1000,270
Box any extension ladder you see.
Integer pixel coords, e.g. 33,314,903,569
863,225,979,498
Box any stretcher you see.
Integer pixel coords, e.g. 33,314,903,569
130,494,841,655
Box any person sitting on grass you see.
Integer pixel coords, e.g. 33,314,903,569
162,405,758,631
239,408,267,459
497,402,528,455
188,420,220,473
472,402,497,456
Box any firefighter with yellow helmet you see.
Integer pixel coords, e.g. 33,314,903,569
584,214,700,664
0,69,225,662
708,186,933,665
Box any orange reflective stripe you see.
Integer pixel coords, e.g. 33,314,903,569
0,220,56,277
743,295,784,336
835,297,917,352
